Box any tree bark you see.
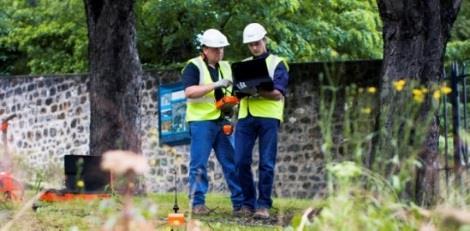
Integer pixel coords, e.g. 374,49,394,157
377,0,462,206
84,0,142,156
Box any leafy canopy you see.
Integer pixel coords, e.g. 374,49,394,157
1,0,468,75
0,0,87,75
447,0,470,62
136,0,383,68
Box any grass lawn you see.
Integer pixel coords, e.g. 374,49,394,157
1,192,311,230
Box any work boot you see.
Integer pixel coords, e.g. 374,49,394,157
192,205,210,215
254,208,270,219
233,206,254,217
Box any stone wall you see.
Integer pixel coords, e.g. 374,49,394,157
0,61,381,198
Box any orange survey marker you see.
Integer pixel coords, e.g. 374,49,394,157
0,171,23,201
0,121,8,132
1,115,22,201
167,213,185,226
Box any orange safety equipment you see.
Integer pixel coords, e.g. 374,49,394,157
215,95,239,112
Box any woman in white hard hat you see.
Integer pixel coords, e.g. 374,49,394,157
234,23,289,219
182,28,243,215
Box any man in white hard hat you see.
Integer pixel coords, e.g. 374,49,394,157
182,28,243,215
234,23,289,219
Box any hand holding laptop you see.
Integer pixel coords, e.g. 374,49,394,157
214,79,232,89
231,58,273,96
242,87,258,96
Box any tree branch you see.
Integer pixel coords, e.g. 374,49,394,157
219,0,239,30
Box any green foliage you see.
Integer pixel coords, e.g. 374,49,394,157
0,0,87,75
1,0,468,74
318,75,447,197
446,0,470,62
136,0,383,67
0,0,384,74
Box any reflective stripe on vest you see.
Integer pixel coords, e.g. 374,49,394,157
185,56,233,121
238,54,288,121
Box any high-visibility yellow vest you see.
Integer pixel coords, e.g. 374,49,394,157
238,54,288,121
185,56,233,122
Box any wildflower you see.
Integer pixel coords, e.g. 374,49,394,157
367,87,377,94
361,107,372,114
393,80,406,91
101,150,149,175
76,180,85,188
412,88,425,103
440,85,452,95
420,87,428,94
433,90,441,100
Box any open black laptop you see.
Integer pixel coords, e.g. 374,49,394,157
64,155,110,192
231,58,273,94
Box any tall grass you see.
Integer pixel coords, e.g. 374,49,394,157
288,73,470,230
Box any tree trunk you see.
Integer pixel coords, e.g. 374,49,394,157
377,0,462,206
84,0,142,156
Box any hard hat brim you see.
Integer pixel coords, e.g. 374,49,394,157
243,35,265,44
203,42,230,48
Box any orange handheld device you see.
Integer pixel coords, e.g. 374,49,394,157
222,123,234,136
215,96,239,111
215,96,239,136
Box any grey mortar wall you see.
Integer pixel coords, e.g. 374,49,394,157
0,76,89,174
0,61,381,198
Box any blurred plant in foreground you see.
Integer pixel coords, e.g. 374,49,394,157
293,75,456,230
100,150,154,231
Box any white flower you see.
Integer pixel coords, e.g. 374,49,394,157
101,150,149,175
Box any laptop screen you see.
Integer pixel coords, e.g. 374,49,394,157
231,58,273,91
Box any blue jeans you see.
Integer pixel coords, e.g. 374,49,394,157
235,115,279,209
188,120,243,208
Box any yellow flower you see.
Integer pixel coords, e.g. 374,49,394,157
440,86,452,95
361,107,372,114
367,87,377,94
432,90,441,100
412,88,425,103
76,180,85,188
420,87,428,94
393,80,406,91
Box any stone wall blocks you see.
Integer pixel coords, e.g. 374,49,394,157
288,165,299,173
0,61,382,198
287,144,300,152
49,88,56,96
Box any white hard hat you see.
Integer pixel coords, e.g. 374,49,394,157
243,23,267,44
201,29,230,48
